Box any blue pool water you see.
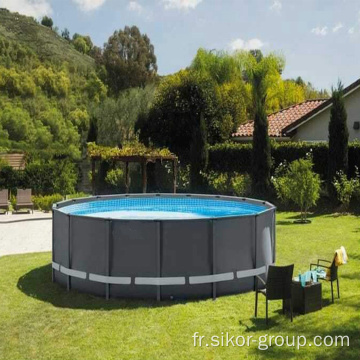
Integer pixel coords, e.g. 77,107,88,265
59,197,268,220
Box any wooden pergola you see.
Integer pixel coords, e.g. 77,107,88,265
90,153,178,195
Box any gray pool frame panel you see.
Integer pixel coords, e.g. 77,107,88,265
52,194,276,300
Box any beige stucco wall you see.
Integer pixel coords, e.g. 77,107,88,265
292,86,360,142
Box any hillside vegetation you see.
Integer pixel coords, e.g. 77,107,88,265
0,9,105,158
0,9,94,69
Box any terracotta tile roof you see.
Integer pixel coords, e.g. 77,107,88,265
232,99,327,138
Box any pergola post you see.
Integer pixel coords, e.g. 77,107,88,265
91,158,96,195
142,160,147,193
172,159,177,194
125,161,130,194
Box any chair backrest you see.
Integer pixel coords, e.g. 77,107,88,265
0,189,8,204
329,258,338,281
16,189,32,204
266,264,294,300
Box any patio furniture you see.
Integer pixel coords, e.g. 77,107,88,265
310,258,339,303
15,189,34,214
0,189,9,214
255,264,294,325
285,281,322,315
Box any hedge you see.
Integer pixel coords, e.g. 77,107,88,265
208,141,360,179
0,158,79,195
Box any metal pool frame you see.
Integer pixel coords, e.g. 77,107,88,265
52,194,276,300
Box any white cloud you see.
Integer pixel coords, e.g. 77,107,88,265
162,0,203,10
311,26,328,36
128,1,143,14
270,0,282,12
72,0,106,12
348,27,355,34
229,38,265,51
0,0,52,17
332,23,343,33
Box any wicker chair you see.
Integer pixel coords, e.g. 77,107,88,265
0,189,9,214
15,189,34,214
310,258,339,303
255,264,294,325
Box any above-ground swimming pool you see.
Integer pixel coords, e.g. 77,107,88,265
52,194,276,300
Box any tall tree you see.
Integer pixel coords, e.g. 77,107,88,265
137,70,219,162
41,16,53,29
190,112,208,191
94,85,155,147
328,82,349,192
61,28,70,41
251,68,272,195
103,26,157,95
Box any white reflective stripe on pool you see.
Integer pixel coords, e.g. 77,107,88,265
86,210,207,220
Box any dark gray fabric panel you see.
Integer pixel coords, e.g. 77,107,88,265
214,217,255,295
161,220,212,299
70,216,107,295
110,220,158,299
53,211,69,286
256,211,274,268
256,210,275,285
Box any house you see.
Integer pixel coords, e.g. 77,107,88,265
0,153,26,170
232,78,360,142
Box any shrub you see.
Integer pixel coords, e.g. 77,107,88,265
231,173,251,197
272,159,321,222
41,16,53,28
66,192,90,200
105,168,125,192
333,170,359,210
177,164,190,193
33,194,63,212
24,159,78,196
0,157,9,170
205,171,229,194
204,171,251,196
0,164,22,191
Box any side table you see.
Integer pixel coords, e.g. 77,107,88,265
285,281,322,315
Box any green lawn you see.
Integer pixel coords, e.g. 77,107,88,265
0,213,359,360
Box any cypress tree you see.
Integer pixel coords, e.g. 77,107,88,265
190,112,208,192
251,70,272,195
328,82,348,193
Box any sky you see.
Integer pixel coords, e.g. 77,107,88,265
1,0,359,90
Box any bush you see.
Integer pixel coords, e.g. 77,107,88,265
272,159,321,222
205,171,229,194
105,168,125,192
231,173,251,197
66,192,90,200
204,171,251,196
177,164,190,193
333,170,360,210
24,159,78,195
41,16,53,28
0,164,23,191
33,194,63,212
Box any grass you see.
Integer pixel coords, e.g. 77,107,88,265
0,212,359,360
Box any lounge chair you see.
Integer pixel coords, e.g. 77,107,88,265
255,264,294,325
15,189,34,214
0,189,9,214
310,248,347,303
